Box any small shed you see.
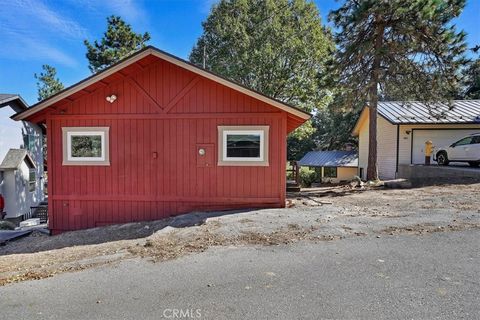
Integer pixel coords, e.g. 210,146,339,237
298,150,358,183
0,149,38,218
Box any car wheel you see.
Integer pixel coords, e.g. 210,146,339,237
437,152,449,166
468,161,480,168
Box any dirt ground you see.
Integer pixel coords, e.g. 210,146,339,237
0,182,479,286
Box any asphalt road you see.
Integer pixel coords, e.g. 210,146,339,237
1,231,479,320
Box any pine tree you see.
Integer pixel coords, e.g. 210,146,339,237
190,0,333,159
84,16,151,73
330,0,467,180
34,64,65,101
190,0,333,113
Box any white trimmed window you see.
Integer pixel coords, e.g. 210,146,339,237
62,127,110,166
218,125,269,166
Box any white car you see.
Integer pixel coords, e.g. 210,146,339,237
435,133,480,167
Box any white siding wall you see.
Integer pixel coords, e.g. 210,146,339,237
0,107,24,162
377,117,398,179
398,124,480,165
0,105,45,218
357,114,398,180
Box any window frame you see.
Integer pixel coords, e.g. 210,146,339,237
323,167,338,178
28,168,36,192
217,125,269,166
62,127,110,166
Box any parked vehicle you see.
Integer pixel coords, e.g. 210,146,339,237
435,133,480,167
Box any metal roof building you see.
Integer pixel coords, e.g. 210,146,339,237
352,100,480,181
377,100,480,124
298,150,358,168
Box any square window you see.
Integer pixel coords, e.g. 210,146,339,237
62,127,110,165
218,126,269,166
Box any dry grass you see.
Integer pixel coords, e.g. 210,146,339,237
381,222,480,235
128,223,331,262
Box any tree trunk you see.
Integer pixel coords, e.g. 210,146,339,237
366,14,384,181
367,93,379,181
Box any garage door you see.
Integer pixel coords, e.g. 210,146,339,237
412,129,480,164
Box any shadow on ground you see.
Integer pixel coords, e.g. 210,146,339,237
0,209,257,256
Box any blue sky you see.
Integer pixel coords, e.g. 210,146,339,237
0,0,479,105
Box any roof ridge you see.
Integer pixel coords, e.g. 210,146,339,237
13,46,309,121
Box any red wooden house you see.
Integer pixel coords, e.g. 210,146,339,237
13,46,309,234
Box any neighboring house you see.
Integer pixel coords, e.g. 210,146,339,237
352,100,480,180
298,150,358,183
0,150,38,220
12,46,310,234
0,94,44,219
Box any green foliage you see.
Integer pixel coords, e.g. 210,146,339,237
190,0,333,112
71,136,102,158
329,0,467,179
190,0,334,156
34,65,64,101
298,167,319,188
312,96,359,151
0,220,16,230
330,0,467,103
84,16,151,73
461,58,480,99
287,120,316,160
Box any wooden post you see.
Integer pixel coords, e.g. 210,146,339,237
294,161,300,185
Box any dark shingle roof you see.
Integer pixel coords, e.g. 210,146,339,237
378,100,480,124
0,149,36,170
298,151,358,167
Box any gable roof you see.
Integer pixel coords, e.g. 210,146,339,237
12,46,311,122
0,94,29,111
298,150,358,167
0,149,36,171
352,100,480,136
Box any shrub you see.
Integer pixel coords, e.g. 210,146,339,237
299,167,319,188
0,220,16,230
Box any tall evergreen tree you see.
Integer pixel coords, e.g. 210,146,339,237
84,16,151,73
190,0,334,155
34,64,64,101
330,0,467,180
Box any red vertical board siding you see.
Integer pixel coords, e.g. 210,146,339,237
44,57,295,233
